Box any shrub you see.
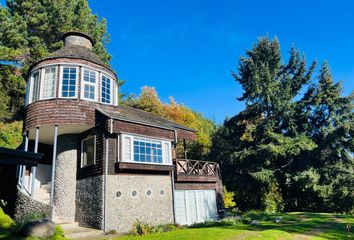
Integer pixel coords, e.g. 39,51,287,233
51,226,69,240
130,220,182,236
15,211,46,231
242,210,272,223
223,186,236,209
261,183,284,213
130,220,154,236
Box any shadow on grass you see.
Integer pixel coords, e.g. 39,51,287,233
190,212,352,240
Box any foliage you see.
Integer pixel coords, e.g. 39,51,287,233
0,120,22,148
130,220,181,236
130,220,154,236
223,186,236,208
0,207,68,239
262,182,284,213
0,0,114,121
123,86,216,159
0,207,15,231
15,211,47,231
210,36,354,213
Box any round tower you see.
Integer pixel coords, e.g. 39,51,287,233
17,32,119,223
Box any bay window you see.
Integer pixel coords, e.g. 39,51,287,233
122,134,172,165
41,67,56,99
81,136,96,167
81,68,97,101
60,67,78,98
101,74,111,104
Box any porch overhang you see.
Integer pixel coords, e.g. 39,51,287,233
0,147,43,166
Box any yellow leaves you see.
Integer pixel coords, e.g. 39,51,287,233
125,86,216,158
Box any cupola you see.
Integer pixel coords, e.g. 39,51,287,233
62,31,95,50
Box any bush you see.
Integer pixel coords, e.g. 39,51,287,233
130,220,154,236
261,183,284,213
15,211,46,231
242,210,272,223
51,226,69,240
130,220,182,236
223,186,236,209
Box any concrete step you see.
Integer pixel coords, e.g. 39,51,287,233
59,223,102,239
59,222,79,230
41,184,51,191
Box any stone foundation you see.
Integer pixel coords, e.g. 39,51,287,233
54,134,78,222
14,189,52,222
106,174,174,233
75,176,104,229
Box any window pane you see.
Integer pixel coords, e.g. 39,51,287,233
82,69,97,100
130,137,170,164
61,67,76,97
101,75,111,103
31,72,40,102
82,137,95,167
41,67,56,99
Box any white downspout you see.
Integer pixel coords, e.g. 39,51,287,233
103,136,109,233
171,130,178,223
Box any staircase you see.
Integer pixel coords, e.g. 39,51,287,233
59,222,103,239
34,182,51,204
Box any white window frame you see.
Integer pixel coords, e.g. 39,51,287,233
59,66,79,99
121,134,172,165
28,70,41,104
81,67,98,102
40,66,57,100
81,136,96,168
100,73,112,104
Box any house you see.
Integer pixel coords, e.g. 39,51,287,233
14,31,224,233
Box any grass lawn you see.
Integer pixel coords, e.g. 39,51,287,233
113,212,353,240
1,209,352,239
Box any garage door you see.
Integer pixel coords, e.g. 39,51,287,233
174,190,217,225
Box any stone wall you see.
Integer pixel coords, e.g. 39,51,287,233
14,189,52,222
54,134,78,222
75,176,103,229
106,174,174,233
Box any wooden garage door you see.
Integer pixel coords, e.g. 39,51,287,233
174,190,217,225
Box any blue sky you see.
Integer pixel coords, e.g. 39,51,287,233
2,0,353,122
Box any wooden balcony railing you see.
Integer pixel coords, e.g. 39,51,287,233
175,159,220,182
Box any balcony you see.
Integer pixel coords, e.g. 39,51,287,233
175,159,221,182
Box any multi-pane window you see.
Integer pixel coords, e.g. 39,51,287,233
133,138,163,163
61,67,77,97
41,67,56,99
82,69,97,100
101,75,111,104
81,136,95,167
122,135,172,165
31,71,40,103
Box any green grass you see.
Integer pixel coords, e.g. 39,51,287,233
1,208,352,239
113,212,353,240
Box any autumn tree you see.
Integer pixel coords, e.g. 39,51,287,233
123,86,216,159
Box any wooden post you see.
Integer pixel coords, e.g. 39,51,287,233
183,139,187,159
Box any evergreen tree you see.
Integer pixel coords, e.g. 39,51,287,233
210,37,318,211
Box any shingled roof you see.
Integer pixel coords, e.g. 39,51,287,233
35,45,114,72
98,105,195,133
